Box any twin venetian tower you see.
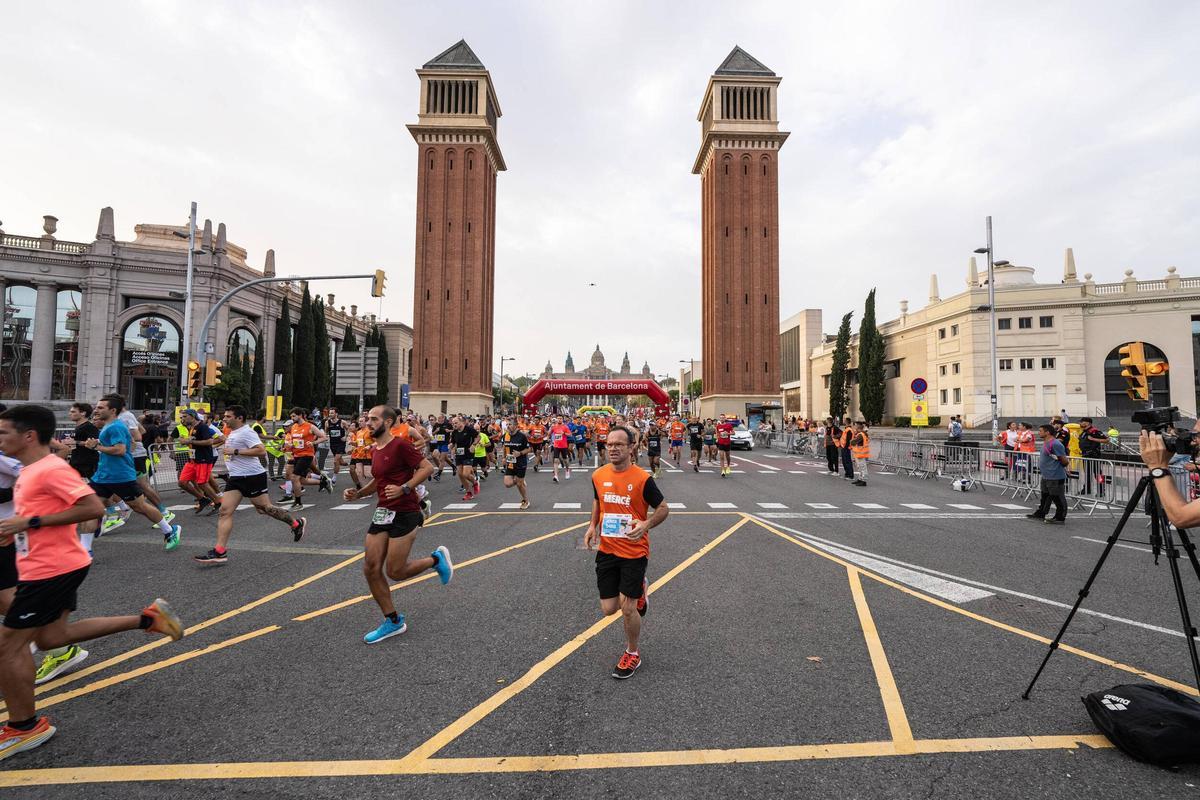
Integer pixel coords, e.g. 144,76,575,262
407,43,785,418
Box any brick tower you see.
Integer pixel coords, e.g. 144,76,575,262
407,40,505,416
693,47,788,420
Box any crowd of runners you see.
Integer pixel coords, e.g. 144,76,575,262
0,399,789,760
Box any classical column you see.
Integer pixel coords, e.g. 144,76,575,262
28,281,58,402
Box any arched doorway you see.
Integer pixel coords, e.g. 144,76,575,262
120,314,182,411
1105,341,1170,417
1,284,36,400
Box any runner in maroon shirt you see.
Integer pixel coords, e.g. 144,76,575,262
715,415,735,477
342,405,451,645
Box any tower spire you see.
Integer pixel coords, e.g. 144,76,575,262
967,256,978,287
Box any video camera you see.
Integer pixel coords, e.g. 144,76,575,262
1132,406,1196,455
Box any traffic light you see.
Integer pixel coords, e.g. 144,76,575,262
204,358,223,387
1118,342,1148,402
371,269,386,298
1146,360,1170,377
187,360,202,396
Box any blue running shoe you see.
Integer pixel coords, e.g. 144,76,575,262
363,616,406,644
163,525,182,551
432,546,453,585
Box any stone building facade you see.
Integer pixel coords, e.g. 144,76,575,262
694,47,788,420
407,40,504,417
0,209,411,413
538,346,656,407
786,250,1200,426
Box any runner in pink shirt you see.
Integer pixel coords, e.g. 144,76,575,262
550,416,573,483
0,405,186,763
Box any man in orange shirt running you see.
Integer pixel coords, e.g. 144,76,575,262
583,425,669,679
0,405,183,762
594,418,611,464
282,408,329,509
527,417,547,473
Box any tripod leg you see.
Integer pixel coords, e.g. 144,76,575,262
1022,476,1151,699
1153,496,1200,691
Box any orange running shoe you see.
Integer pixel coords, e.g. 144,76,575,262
0,717,56,762
612,650,641,680
142,598,184,641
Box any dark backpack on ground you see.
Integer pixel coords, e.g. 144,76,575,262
1083,683,1200,767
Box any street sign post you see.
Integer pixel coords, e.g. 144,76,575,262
910,377,928,395
911,400,929,427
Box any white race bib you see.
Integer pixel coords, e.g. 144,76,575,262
371,507,396,526
600,513,633,538
14,532,29,558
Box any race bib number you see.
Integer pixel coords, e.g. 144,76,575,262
553,433,565,445
456,446,465,456
600,513,633,538
434,434,444,443
329,428,342,438
371,507,396,526
14,532,29,558
505,453,517,464
292,435,305,448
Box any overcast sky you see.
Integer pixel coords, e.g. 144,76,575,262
3,1,1197,379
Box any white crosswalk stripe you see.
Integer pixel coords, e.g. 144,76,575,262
332,503,369,510
553,502,581,509
666,502,687,509
757,470,777,474
855,503,888,509
807,503,837,509
757,502,788,509
708,502,738,509
902,503,938,510
443,503,477,510
948,503,984,510
993,503,1029,510
499,502,523,509
788,470,806,474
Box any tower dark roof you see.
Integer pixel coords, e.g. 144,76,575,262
423,40,485,70
714,46,774,77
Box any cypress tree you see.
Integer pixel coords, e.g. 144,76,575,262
829,311,853,420
312,298,332,409
273,298,293,406
858,289,887,425
293,285,316,409
341,322,358,351
373,324,390,405
251,333,265,411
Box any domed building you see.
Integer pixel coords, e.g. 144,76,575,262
537,345,656,408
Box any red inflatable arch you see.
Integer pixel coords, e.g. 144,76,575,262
521,378,671,418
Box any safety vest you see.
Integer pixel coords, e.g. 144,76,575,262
254,423,283,457
174,423,190,453
851,431,870,459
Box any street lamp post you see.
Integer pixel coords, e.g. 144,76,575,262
974,217,1010,443
499,355,511,411
679,358,696,415
176,202,197,404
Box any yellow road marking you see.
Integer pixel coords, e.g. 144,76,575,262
753,517,1199,697
400,515,752,765
23,517,584,715
847,567,914,752
0,734,1112,786
292,520,587,621
33,627,279,713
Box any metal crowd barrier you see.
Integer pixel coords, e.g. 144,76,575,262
869,438,1174,517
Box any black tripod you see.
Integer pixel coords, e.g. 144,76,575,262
1023,474,1200,698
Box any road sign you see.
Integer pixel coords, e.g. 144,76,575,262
265,395,284,420
911,400,929,427
910,377,928,395
913,393,924,401
334,348,380,395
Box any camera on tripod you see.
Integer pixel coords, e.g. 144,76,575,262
1132,406,1195,455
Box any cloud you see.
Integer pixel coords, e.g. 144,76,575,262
1,0,1197,383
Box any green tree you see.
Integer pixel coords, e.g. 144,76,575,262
273,298,293,407
293,285,316,409
668,388,680,405
687,378,703,398
341,322,358,351
312,298,332,409
207,339,249,410
373,324,390,406
251,333,265,411
857,289,886,425
829,311,853,420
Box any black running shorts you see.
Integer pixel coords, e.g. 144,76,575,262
595,551,647,600
290,456,315,476
4,566,90,629
717,443,732,452
0,544,17,592
89,480,143,503
553,448,571,463
225,472,269,498
367,509,424,539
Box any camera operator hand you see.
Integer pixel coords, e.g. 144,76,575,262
1139,429,1200,529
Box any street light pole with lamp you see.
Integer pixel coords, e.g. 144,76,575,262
973,216,1010,442
679,358,696,415
499,355,512,411
173,202,198,404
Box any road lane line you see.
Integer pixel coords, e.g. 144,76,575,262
806,503,837,509
731,455,779,471
332,503,369,510
1072,535,1151,554
553,502,581,509
399,515,752,765
707,502,737,509
0,734,1114,786
848,568,914,752
757,502,788,509
901,503,937,510
753,518,1199,696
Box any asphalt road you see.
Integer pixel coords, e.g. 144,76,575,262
3,447,1200,798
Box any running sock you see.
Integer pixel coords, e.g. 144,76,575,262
214,546,227,555
386,612,400,624
626,649,639,656
116,501,130,513
105,505,119,515
158,504,167,513
138,614,153,630
156,519,172,533
283,481,293,494
79,532,95,552
7,717,37,732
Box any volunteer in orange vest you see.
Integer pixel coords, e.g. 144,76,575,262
839,417,855,481
850,421,870,487
584,424,669,680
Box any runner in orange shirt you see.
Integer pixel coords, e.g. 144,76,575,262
668,416,686,468
282,408,329,509
594,418,610,464
348,418,374,490
583,424,669,679
527,418,547,473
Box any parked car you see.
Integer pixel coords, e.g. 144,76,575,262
731,424,754,450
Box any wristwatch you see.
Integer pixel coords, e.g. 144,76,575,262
28,516,41,530
1149,467,1170,479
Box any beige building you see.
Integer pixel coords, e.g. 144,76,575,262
787,250,1200,426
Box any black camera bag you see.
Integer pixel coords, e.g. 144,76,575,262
1083,683,1200,766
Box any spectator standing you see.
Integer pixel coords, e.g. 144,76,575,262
1078,417,1107,496
1027,424,1069,524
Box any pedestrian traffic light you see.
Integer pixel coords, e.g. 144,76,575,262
187,360,202,396
1118,342,1148,402
204,358,223,387
1146,360,1170,377
371,269,386,298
